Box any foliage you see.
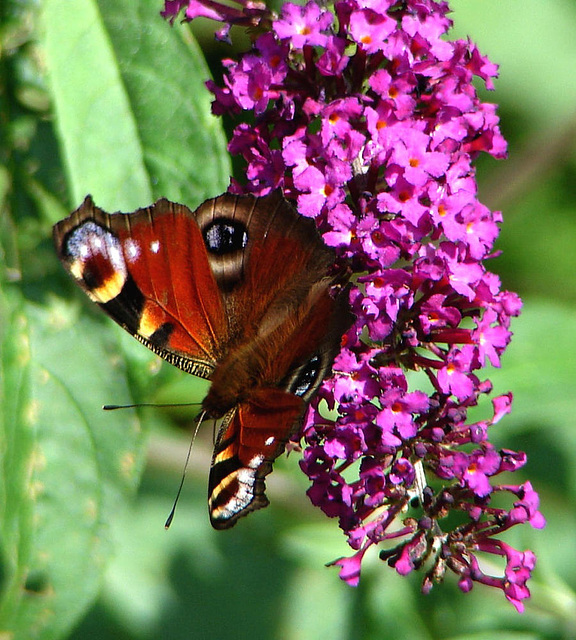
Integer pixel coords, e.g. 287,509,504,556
1,0,575,638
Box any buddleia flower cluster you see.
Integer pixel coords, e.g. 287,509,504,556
162,0,545,611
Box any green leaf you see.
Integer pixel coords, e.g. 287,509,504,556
450,0,576,126
486,299,576,490
0,293,148,639
42,0,231,212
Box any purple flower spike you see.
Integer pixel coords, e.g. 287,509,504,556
163,0,543,610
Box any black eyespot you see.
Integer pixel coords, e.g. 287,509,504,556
203,218,248,255
291,355,321,397
101,275,145,333
81,266,100,290
149,322,174,350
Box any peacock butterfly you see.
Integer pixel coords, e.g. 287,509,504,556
53,191,352,529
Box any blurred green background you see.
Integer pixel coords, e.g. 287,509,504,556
1,0,575,638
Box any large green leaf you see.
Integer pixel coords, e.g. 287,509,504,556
0,293,147,639
42,0,230,212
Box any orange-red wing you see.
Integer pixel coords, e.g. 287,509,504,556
53,197,228,378
207,387,305,529
193,192,337,341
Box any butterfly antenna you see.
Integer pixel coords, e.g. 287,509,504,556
164,410,206,529
103,402,202,410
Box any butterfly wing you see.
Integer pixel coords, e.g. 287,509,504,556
53,192,338,375
53,196,230,377
207,315,349,529
208,388,305,529
192,191,339,341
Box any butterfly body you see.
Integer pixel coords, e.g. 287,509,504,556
53,191,351,528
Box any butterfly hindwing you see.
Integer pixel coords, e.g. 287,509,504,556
208,388,305,529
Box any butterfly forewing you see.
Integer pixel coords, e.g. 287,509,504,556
195,192,337,342
53,196,229,377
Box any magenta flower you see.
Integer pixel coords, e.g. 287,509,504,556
274,1,333,49
163,0,544,609
348,9,396,54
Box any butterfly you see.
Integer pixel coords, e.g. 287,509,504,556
53,191,352,528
